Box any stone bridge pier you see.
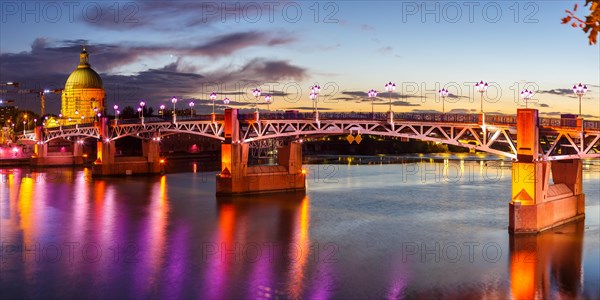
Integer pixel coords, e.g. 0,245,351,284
510,108,585,233
31,125,84,166
216,108,305,195
92,117,163,176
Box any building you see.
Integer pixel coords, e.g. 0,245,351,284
61,48,105,123
0,102,17,125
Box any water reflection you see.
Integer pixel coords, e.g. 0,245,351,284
1,163,598,299
210,192,313,299
510,220,584,299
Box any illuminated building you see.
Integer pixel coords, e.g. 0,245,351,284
61,47,104,123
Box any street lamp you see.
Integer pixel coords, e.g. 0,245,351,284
58,113,63,130
140,101,146,123
520,89,534,109
438,88,449,113
114,105,119,125
75,109,79,125
367,89,377,116
93,107,98,121
475,80,488,113
385,81,396,123
171,97,178,123
572,83,587,116
223,97,230,108
385,82,395,112
137,107,142,118
252,88,261,112
264,94,272,110
189,101,194,116
159,104,165,117
209,92,217,114
22,120,25,135
311,83,321,121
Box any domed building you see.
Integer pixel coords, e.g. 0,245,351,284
61,48,104,123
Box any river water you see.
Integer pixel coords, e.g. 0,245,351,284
1,157,599,299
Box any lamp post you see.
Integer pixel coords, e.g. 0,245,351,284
252,88,261,112
438,88,449,114
189,101,194,116
311,83,321,122
475,80,488,143
93,107,98,121
137,107,142,118
310,92,317,117
385,81,396,123
520,89,534,109
171,97,178,123
475,80,488,113
572,83,587,117
22,120,25,135
223,97,230,108
75,109,79,126
252,88,261,122
264,94,272,110
210,92,217,114
368,89,377,117
159,104,165,118
140,101,145,124
114,105,119,125
59,113,63,130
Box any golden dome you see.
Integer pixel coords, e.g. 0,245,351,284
61,47,105,124
64,48,103,90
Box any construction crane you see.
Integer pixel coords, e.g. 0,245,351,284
0,82,63,116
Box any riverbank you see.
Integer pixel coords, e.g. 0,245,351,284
303,153,511,165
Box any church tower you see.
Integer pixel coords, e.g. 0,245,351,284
61,47,105,123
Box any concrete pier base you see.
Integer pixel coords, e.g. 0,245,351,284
509,109,585,233
92,117,163,177
31,155,84,166
216,142,305,195
92,157,163,176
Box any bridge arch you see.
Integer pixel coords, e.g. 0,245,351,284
240,121,518,158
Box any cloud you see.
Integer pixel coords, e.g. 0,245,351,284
541,111,598,119
0,38,308,114
378,46,393,55
361,24,376,32
374,101,420,107
537,89,573,96
536,103,550,108
411,109,440,113
82,1,269,31
287,106,333,111
447,108,477,113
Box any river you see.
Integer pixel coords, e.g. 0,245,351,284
1,157,599,299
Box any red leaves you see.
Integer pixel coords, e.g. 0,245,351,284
561,1,599,45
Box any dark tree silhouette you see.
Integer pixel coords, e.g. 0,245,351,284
120,106,136,119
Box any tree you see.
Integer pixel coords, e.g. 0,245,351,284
120,106,136,119
562,0,600,45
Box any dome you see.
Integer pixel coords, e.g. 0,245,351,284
64,48,103,90
65,68,103,89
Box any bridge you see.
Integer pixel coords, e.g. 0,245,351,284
12,108,600,234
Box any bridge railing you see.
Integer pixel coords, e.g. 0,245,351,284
106,113,599,130
241,112,500,124
539,117,600,130
116,115,225,125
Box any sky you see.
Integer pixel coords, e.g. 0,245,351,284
0,0,599,119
